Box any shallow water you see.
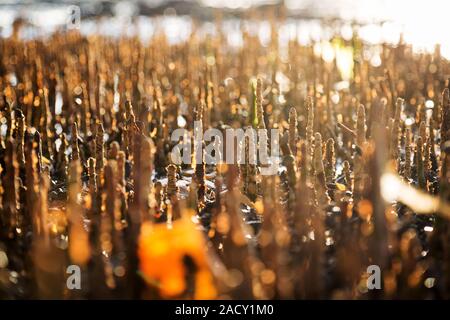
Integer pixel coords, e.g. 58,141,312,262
1,0,450,57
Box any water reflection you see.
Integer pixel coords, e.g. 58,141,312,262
0,0,450,57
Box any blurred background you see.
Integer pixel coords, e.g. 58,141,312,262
0,0,448,55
